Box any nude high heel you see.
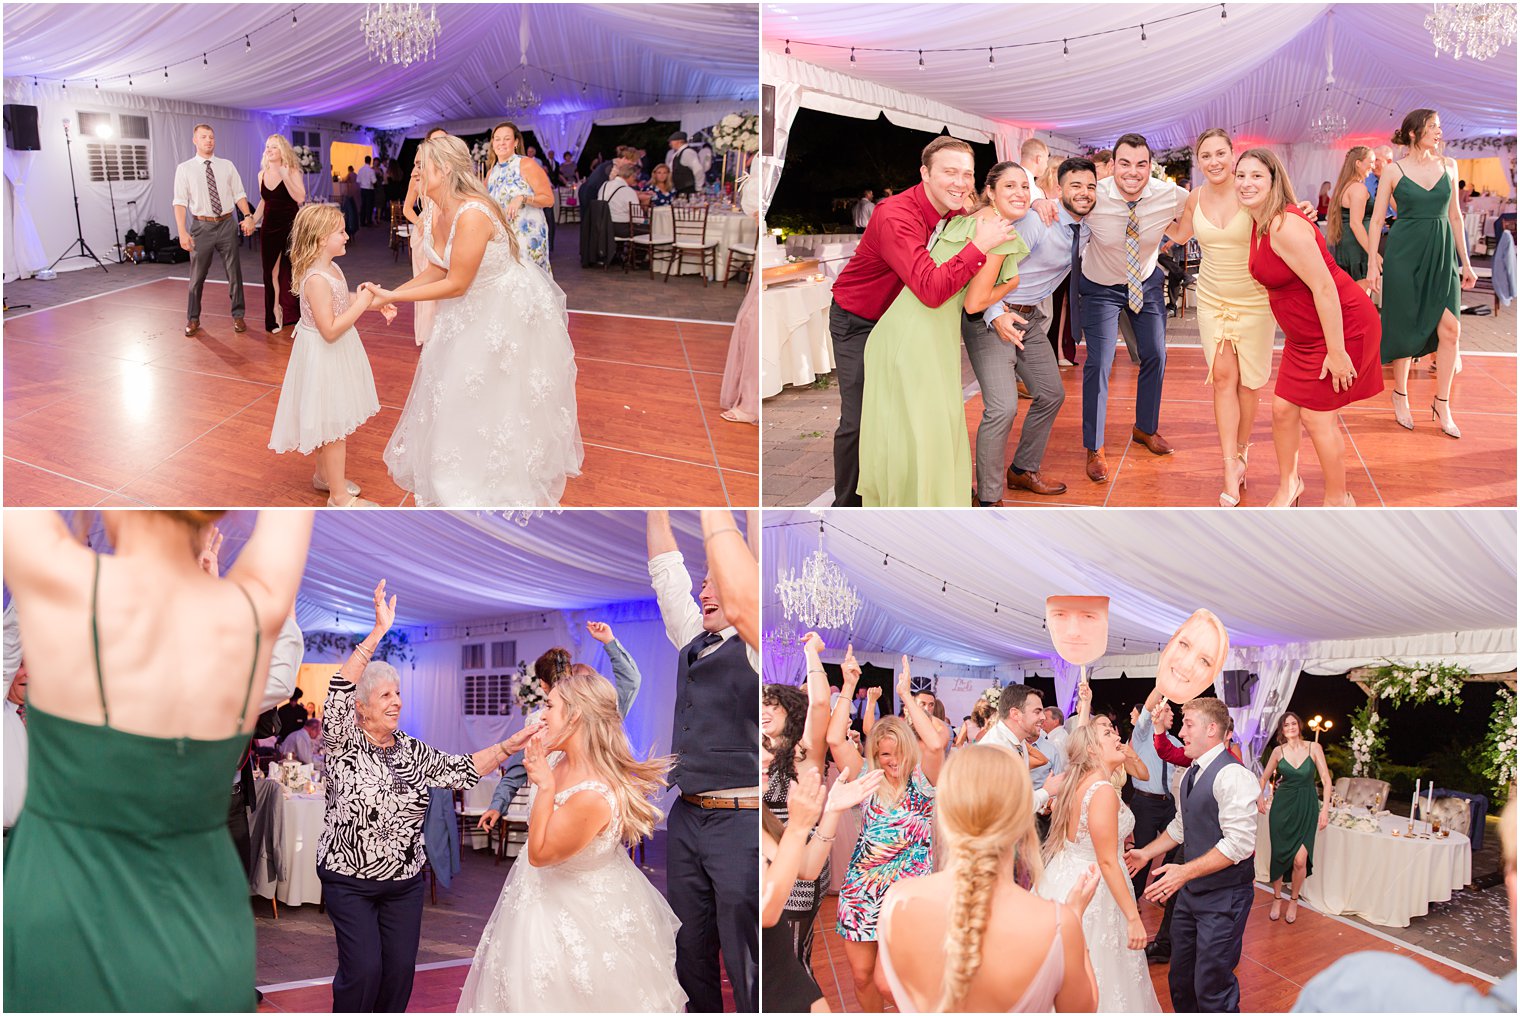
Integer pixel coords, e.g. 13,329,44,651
1390,390,1414,431
1431,396,1461,439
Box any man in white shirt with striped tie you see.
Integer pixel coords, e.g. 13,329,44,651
1077,132,1189,483
173,123,255,336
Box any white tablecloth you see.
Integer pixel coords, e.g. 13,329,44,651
649,207,757,280
1253,807,1471,928
762,278,836,397
252,790,326,906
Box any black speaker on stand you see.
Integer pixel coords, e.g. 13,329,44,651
47,118,108,275
1220,669,1258,708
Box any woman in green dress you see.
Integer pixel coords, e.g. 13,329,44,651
3,510,311,1012
857,163,1030,506
1256,711,1333,925
1364,109,1478,437
1326,146,1374,283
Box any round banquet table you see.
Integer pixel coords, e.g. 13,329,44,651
1253,807,1471,928
252,789,326,907
762,277,836,397
649,206,757,281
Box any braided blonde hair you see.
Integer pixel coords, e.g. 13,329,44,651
934,745,1043,1012
415,134,520,259
551,671,674,847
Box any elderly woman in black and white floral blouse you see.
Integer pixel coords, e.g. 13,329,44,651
317,579,543,1013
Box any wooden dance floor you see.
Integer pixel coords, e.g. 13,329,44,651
2,278,756,507
806,887,1495,1013
966,348,1517,507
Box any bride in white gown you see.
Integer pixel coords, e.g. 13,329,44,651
364,135,582,507
457,671,685,1013
1036,718,1161,1013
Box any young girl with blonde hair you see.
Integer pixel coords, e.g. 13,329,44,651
268,203,386,506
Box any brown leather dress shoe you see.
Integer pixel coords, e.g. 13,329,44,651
232,316,248,333
1007,467,1068,496
184,318,200,336
1086,448,1109,483
1132,426,1174,455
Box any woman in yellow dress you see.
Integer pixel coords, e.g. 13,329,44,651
1165,128,1278,507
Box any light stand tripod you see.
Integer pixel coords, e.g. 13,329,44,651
47,118,108,274
102,146,125,264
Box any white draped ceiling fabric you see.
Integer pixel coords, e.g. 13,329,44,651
761,3,1517,205
2,3,758,277
763,510,1517,767
59,510,735,820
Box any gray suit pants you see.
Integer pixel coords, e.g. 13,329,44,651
186,215,245,321
961,300,1066,503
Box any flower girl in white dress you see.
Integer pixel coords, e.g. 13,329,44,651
268,204,386,506
456,671,686,1013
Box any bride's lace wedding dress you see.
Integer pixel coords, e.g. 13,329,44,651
456,775,686,1013
384,199,583,507
1036,779,1161,1013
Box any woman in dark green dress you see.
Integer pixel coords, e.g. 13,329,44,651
1257,711,1333,924
1364,109,1479,437
1326,146,1374,282
3,510,311,1012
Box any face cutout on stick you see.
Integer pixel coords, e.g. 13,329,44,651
1046,595,1110,667
1155,609,1229,703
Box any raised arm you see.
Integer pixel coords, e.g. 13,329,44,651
646,508,679,557
586,622,641,717
861,686,881,736
1,510,86,595
897,657,948,784
701,510,757,651
225,510,314,632
825,645,865,779
1075,680,1092,727
337,579,396,687
800,633,832,778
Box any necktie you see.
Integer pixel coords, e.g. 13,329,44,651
1183,762,1198,798
1067,222,1083,331
1124,200,1144,312
927,217,947,251
687,629,723,664
205,159,223,216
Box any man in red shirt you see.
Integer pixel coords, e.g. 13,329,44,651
827,136,1019,506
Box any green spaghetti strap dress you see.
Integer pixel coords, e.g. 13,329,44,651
1332,206,1373,280
3,555,263,1012
1268,753,1322,882
1379,170,1461,363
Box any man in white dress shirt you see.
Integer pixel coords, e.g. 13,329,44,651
1021,137,1050,202
978,683,1066,815
279,716,322,765
665,132,706,196
356,156,377,227
853,189,875,231
1077,133,1190,483
646,511,758,1013
1125,696,1259,1013
172,124,254,336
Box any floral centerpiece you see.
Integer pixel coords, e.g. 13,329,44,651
292,145,322,174
709,113,759,154
470,139,492,175
515,659,547,712
980,686,1003,709
1480,687,1516,801
1328,810,1382,834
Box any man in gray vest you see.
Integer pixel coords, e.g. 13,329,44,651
1125,696,1259,1013
647,511,759,1012
665,132,705,196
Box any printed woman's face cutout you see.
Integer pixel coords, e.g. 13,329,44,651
1046,595,1109,666
1155,610,1228,703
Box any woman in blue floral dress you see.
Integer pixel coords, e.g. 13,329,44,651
485,121,554,273
825,655,948,1012
646,164,676,207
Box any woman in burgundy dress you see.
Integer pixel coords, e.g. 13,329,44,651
1238,148,1382,508
250,134,306,332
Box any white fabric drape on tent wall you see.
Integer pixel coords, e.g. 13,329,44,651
2,147,47,276
1225,657,1303,773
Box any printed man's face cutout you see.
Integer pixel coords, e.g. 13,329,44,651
1155,609,1228,703
1046,596,1109,667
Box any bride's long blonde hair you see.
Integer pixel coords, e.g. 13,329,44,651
934,745,1044,1013
552,671,674,847
415,134,520,259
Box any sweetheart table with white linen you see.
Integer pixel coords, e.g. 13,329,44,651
1253,806,1471,928
762,277,836,397
649,206,757,281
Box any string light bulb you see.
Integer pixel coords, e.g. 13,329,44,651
1140,23,1148,43
291,12,297,26
1063,38,1069,57
163,66,168,80
784,39,790,55
245,34,251,52
988,47,995,66
850,46,856,65
918,49,924,70
203,52,208,66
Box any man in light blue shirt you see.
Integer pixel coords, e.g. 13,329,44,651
1129,695,1182,902
965,156,1097,504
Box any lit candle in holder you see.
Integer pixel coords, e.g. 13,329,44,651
1410,778,1420,825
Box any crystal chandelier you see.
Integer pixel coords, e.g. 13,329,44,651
1308,94,1347,145
502,73,541,118
361,3,443,68
762,619,805,666
774,523,862,631
1426,3,1516,61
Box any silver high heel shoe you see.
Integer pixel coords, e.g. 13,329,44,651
1430,396,1461,439
1390,390,1414,431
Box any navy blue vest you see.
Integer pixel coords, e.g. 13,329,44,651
670,631,758,794
1179,747,1255,893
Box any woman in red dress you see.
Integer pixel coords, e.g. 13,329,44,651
1239,148,1382,507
